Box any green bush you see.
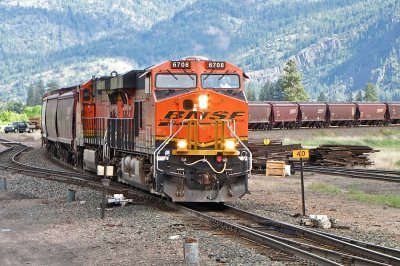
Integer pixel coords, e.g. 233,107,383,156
0,111,28,124
24,105,42,117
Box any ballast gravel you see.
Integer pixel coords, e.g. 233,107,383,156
0,169,287,265
2,130,400,265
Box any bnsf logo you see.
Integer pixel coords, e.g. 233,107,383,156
164,110,245,120
158,110,245,126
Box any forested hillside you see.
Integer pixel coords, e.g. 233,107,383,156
0,0,399,102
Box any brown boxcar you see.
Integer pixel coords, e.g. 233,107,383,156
327,103,356,127
44,94,59,142
270,102,298,129
248,102,272,130
56,90,77,144
297,102,327,128
386,102,400,124
355,103,386,126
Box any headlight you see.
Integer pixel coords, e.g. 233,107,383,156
177,139,188,150
198,95,208,110
224,139,236,151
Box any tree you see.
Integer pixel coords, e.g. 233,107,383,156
271,79,284,101
258,80,273,101
6,101,24,113
259,80,284,101
364,82,378,102
281,59,308,101
35,79,46,105
26,79,46,106
246,87,257,101
46,80,59,92
355,90,363,101
346,93,354,102
24,105,42,117
317,91,327,102
26,84,36,106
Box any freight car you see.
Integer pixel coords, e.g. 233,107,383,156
355,103,386,126
326,103,356,127
248,103,271,130
248,101,400,130
297,102,327,128
42,57,252,202
385,102,400,124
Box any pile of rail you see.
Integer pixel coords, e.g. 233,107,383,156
249,140,301,174
308,144,378,167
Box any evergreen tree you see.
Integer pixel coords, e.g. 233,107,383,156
346,93,354,102
26,79,46,106
46,80,59,92
6,101,24,113
317,91,327,102
272,79,284,101
364,82,378,102
355,90,363,101
246,87,257,101
34,79,46,105
26,84,36,106
281,59,308,101
258,80,273,101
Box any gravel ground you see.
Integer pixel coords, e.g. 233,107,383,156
0,170,289,265
233,173,400,249
0,132,288,265
1,129,399,265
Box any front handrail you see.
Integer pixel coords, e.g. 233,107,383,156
154,119,252,177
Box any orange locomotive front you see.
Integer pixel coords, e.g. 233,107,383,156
148,56,252,202
42,56,252,202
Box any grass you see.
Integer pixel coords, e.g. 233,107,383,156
348,190,400,208
309,182,342,194
308,182,400,208
396,161,400,168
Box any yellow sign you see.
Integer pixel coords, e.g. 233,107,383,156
293,149,309,159
263,139,270,145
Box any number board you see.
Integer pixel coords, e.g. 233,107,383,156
292,149,309,159
171,61,191,69
207,61,225,69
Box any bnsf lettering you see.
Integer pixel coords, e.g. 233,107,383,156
160,111,245,126
229,111,245,119
164,111,185,119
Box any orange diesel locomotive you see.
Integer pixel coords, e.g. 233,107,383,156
42,56,252,202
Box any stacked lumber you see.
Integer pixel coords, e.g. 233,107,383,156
308,145,378,167
249,140,302,174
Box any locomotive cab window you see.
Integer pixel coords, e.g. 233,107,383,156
155,73,197,100
201,74,240,89
155,73,196,89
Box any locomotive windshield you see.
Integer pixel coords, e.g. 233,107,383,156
201,74,240,89
155,73,196,89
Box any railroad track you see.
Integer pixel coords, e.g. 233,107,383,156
294,165,400,183
0,139,93,184
171,203,400,266
1,140,399,265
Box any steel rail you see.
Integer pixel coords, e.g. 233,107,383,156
306,229,400,258
225,205,400,265
0,141,90,182
293,166,400,183
1,140,398,265
303,165,400,176
168,202,340,266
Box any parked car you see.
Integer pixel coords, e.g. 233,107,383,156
4,121,30,133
